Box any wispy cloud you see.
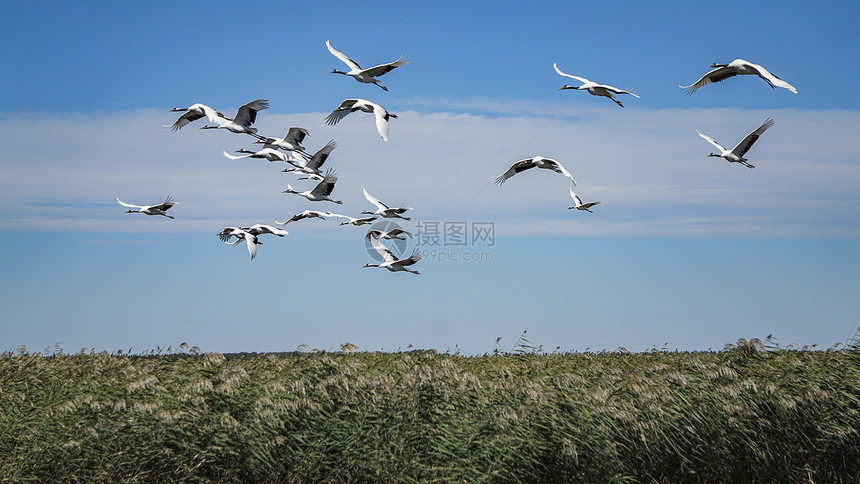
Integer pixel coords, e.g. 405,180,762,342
1,103,858,237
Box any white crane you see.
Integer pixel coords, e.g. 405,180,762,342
282,168,343,204
568,188,601,213
217,227,259,260
361,188,412,220
282,140,337,180
221,147,297,164
254,126,310,155
325,99,397,141
553,63,639,107
696,118,775,169
244,224,289,237
217,226,245,243
494,156,577,186
679,59,797,95
326,40,408,91
362,230,422,274
117,196,177,219
276,210,332,225
218,224,288,241
199,99,269,138
218,228,261,261
375,228,413,240
165,103,219,131
217,224,288,261
326,213,379,226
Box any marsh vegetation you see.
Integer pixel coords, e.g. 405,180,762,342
1,337,858,482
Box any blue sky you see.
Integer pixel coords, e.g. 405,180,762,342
1,1,858,354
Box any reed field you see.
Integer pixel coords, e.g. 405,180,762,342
1,336,858,483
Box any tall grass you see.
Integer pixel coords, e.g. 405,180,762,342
1,337,858,482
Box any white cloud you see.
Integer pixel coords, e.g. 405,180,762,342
1,102,858,237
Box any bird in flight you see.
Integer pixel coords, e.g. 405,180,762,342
165,103,218,131
282,140,337,180
361,188,412,220
217,224,288,261
325,99,397,141
568,188,601,213
494,156,577,186
553,63,639,107
199,99,269,138
326,40,408,91
363,230,422,274
276,210,332,225
679,59,797,95
282,168,343,204
116,196,177,219
696,118,775,169
222,147,296,163
326,213,379,226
